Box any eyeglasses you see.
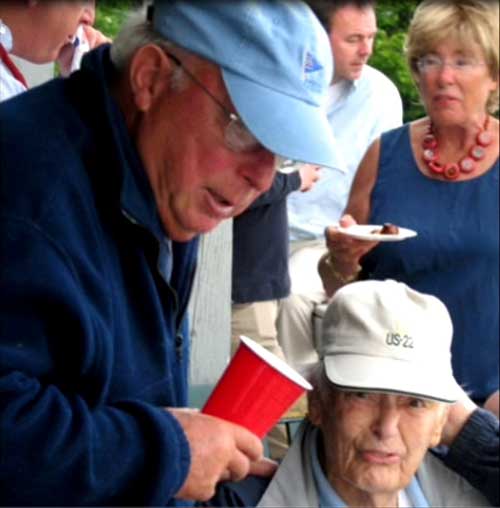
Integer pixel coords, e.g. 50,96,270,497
165,52,263,154
416,55,486,74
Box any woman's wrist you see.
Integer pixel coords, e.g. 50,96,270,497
324,253,361,284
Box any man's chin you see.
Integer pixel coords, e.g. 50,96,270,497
171,220,224,242
164,206,249,241
349,70,364,81
232,197,258,218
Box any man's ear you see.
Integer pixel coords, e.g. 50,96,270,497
129,44,172,112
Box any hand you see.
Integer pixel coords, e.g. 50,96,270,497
439,386,477,446
484,390,499,417
81,25,112,49
57,26,111,76
324,214,378,274
168,408,265,502
220,456,278,481
298,164,321,192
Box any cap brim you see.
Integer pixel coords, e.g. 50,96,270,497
324,354,461,403
223,69,345,172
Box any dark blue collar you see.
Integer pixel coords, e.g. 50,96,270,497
81,45,166,242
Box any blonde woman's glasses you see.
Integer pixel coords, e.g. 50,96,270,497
417,55,486,74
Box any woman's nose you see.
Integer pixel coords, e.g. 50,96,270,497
436,62,457,84
371,404,401,440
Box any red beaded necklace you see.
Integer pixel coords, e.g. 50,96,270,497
422,117,493,180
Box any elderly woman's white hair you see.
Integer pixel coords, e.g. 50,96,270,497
302,361,333,401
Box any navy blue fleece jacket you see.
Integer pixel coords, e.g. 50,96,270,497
232,171,301,303
0,46,198,505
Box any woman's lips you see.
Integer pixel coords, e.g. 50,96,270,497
361,450,401,465
434,94,459,105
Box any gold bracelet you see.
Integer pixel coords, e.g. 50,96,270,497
324,254,361,284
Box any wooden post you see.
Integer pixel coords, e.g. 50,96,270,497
188,219,232,406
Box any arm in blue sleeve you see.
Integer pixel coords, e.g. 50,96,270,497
248,171,301,209
0,218,190,505
442,409,499,506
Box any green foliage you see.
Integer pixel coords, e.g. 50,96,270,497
371,1,425,122
95,0,141,39
94,1,425,122
376,1,419,35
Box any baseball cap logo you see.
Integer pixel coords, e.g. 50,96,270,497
304,51,323,74
385,332,414,349
303,51,324,91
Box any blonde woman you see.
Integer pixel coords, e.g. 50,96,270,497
321,0,499,407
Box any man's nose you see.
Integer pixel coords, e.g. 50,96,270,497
358,39,373,58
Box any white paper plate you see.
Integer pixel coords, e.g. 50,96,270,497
337,224,418,242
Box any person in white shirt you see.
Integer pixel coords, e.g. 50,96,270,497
277,0,403,369
0,1,108,102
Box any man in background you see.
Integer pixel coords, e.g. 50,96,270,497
278,0,403,369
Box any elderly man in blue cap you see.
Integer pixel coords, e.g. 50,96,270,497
0,1,337,505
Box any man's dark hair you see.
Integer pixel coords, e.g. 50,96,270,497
305,0,376,31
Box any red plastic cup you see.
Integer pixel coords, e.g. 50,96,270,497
202,335,312,438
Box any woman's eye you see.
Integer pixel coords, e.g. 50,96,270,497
409,398,426,408
350,391,370,400
345,391,381,404
457,58,476,68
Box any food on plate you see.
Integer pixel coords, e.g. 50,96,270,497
371,223,400,235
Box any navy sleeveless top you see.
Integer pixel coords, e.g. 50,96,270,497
363,124,499,401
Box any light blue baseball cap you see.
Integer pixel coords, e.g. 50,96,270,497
152,0,342,170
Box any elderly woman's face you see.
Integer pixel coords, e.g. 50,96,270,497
416,40,498,125
311,390,447,502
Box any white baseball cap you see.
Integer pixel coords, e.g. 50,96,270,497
321,279,462,403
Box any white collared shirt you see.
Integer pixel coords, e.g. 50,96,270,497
288,65,403,241
0,58,27,101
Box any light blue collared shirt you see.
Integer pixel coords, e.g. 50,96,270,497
309,427,430,508
288,65,403,241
